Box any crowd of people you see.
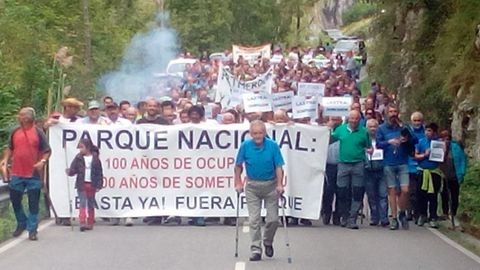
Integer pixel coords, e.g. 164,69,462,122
0,45,468,242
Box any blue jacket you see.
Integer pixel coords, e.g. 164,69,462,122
416,137,439,170
407,125,426,173
376,122,417,166
450,141,467,183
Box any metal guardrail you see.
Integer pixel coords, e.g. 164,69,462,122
0,179,9,203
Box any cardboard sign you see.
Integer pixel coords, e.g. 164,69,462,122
272,91,294,111
297,83,325,97
292,96,318,119
429,140,445,162
243,92,272,113
322,96,352,117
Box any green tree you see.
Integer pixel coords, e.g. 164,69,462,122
279,0,320,47
0,0,158,144
166,0,233,54
230,0,286,45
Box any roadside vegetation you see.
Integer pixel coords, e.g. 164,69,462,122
367,0,480,234
459,163,480,238
342,1,377,26
0,197,48,243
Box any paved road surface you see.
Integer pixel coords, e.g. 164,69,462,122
0,219,479,270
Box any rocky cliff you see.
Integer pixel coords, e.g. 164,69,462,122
311,0,355,30
369,0,480,162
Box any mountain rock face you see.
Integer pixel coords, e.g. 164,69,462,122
370,1,480,162
451,83,480,161
312,0,355,29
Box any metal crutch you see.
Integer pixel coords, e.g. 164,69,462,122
281,197,293,264
235,191,240,257
64,147,74,231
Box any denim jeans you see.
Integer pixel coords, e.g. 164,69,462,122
337,162,365,223
78,182,97,226
365,169,388,224
384,164,409,188
9,176,42,233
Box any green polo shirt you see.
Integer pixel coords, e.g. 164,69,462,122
331,123,371,163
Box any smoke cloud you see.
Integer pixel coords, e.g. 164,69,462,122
98,12,179,103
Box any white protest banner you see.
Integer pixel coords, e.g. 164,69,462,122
232,44,271,64
49,123,329,219
292,96,318,119
297,83,325,97
272,91,294,111
243,92,272,113
322,96,353,117
429,140,445,162
215,65,273,108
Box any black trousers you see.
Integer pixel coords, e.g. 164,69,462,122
441,178,460,216
321,164,340,219
408,173,418,218
416,171,442,220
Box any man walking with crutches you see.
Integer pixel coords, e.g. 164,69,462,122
234,120,285,262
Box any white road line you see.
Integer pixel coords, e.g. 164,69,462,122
0,219,55,255
234,261,245,270
428,228,480,264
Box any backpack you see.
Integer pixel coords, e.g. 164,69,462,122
400,126,416,157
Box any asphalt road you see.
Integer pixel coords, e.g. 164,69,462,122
0,219,479,270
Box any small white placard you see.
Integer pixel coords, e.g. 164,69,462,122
368,149,384,161
292,96,318,119
322,96,353,117
242,92,272,113
271,91,294,111
204,104,213,119
297,83,325,97
429,140,445,162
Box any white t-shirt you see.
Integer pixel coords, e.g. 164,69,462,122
59,115,81,123
83,155,93,183
109,117,132,126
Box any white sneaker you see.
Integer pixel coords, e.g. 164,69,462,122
125,217,133,227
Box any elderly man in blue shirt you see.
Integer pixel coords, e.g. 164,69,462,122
234,120,285,262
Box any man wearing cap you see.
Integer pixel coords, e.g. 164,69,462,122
82,100,110,125
105,102,131,126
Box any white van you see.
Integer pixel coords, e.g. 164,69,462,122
166,58,197,77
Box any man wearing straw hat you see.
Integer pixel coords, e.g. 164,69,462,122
44,97,84,226
45,97,84,126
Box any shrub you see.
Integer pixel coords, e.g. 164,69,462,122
459,162,480,225
342,2,377,25
0,195,48,243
